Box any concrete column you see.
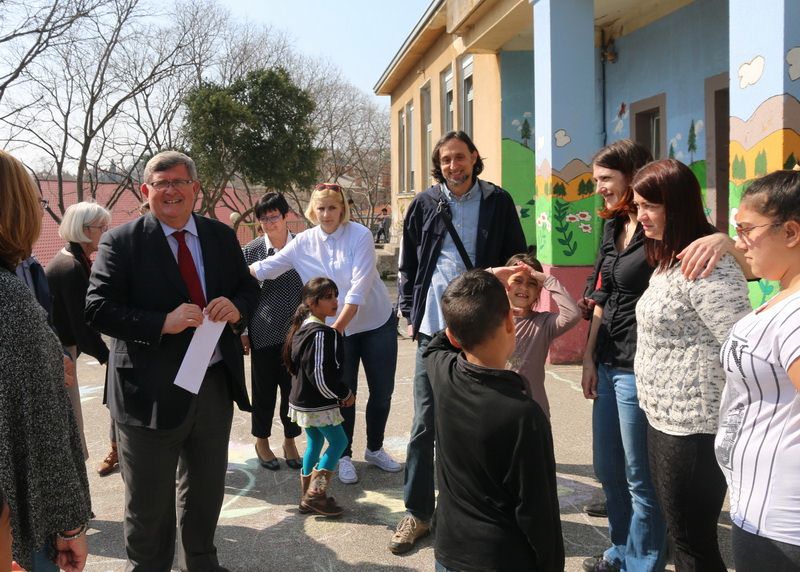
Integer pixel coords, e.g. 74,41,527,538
533,0,600,362
729,0,800,305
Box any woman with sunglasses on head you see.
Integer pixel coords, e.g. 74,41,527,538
715,169,800,571
631,159,751,571
249,183,400,485
46,201,112,467
241,192,303,471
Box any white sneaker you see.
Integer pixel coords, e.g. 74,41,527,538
338,456,358,484
364,448,402,472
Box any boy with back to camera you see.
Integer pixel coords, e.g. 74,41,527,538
425,268,565,572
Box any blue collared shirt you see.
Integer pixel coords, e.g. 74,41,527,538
419,180,482,337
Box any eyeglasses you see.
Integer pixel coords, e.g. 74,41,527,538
258,214,283,224
85,224,109,232
734,222,781,240
147,179,194,191
39,198,49,209
314,183,343,193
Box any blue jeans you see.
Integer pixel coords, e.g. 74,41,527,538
31,545,58,571
303,424,348,474
340,314,398,457
592,364,666,571
435,560,459,572
403,334,436,522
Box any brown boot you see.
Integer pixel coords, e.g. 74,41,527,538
97,442,119,476
299,473,312,514
300,468,343,517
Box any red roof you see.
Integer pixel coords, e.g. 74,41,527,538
33,181,308,266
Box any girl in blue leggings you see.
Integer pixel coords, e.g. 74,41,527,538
284,277,355,517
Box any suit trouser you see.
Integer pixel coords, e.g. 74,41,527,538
116,364,233,572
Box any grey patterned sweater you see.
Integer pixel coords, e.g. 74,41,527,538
634,254,751,435
0,268,91,569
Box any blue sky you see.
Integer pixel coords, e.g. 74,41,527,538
220,1,433,103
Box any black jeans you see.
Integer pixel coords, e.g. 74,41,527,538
647,425,727,572
732,524,800,572
250,344,301,440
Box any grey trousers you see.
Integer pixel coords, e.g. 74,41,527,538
116,365,233,572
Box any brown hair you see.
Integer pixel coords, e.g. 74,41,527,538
431,130,484,184
283,277,339,375
631,159,715,270
0,151,41,270
741,170,800,224
441,269,509,351
593,139,653,219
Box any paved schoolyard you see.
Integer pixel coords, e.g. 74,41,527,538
75,334,733,571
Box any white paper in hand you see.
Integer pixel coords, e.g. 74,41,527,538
173,316,226,394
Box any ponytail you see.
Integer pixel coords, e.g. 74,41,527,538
283,302,311,375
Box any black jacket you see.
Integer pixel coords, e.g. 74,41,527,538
289,321,352,412
424,332,564,572
85,213,259,430
398,180,526,338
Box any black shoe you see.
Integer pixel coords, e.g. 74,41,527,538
584,500,608,518
255,445,280,471
582,556,620,572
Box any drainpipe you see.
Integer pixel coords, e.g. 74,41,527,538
600,29,608,147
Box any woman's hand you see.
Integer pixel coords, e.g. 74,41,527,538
240,335,250,356
577,297,596,321
340,393,356,408
54,532,88,572
581,356,599,400
63,355,75,388
677,232,730,280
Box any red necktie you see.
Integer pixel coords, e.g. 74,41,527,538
172,230,206,309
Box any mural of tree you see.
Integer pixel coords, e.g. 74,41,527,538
669,143,675,159
552,182,567,197
732,155,747,180
785,152,797,170
577,179,594,196
754,149,768,176
520,118,531,148
688,120,697,164
553,199,578,256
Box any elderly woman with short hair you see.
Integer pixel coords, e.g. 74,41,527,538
46,201,112,466
249,183,400,485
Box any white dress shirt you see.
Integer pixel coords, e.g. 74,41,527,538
250,221,392,336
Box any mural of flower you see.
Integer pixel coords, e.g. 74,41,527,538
579,223,593,233
577,211,592,221
566,214,579,223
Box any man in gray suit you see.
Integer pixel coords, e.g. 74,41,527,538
86,151,258,571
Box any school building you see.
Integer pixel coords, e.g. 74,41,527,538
375,0,799,362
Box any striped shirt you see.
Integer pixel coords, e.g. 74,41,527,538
715,290,800,546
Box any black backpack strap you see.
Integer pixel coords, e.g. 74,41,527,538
436,194,474,270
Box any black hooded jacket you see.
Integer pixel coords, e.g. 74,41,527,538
288,320,352,412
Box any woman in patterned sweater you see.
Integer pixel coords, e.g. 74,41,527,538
0,150,92,571
632,159,751,571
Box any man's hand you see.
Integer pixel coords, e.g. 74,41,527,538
577,297,596,321
63,355,76,388
54,533,88,572
240,335,251,355
161,303,204,334
581,357,599,400
206,297,241,324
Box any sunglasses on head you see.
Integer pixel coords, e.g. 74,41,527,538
314,183,343,192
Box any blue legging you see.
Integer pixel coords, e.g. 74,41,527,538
303,424,348,474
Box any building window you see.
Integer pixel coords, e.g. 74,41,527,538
441,66,454,134
631,93,667,159
421,83,432,188
398,108,406,193
406,102,415,193
460,55,474,137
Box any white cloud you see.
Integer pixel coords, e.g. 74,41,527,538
523,111,532,118
613,119,624,134
694,120,704,134
511,119,521,126
670,135,682,151
554,129,571,148
676,150,686,160
788,47,800,81
739,56,765,88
